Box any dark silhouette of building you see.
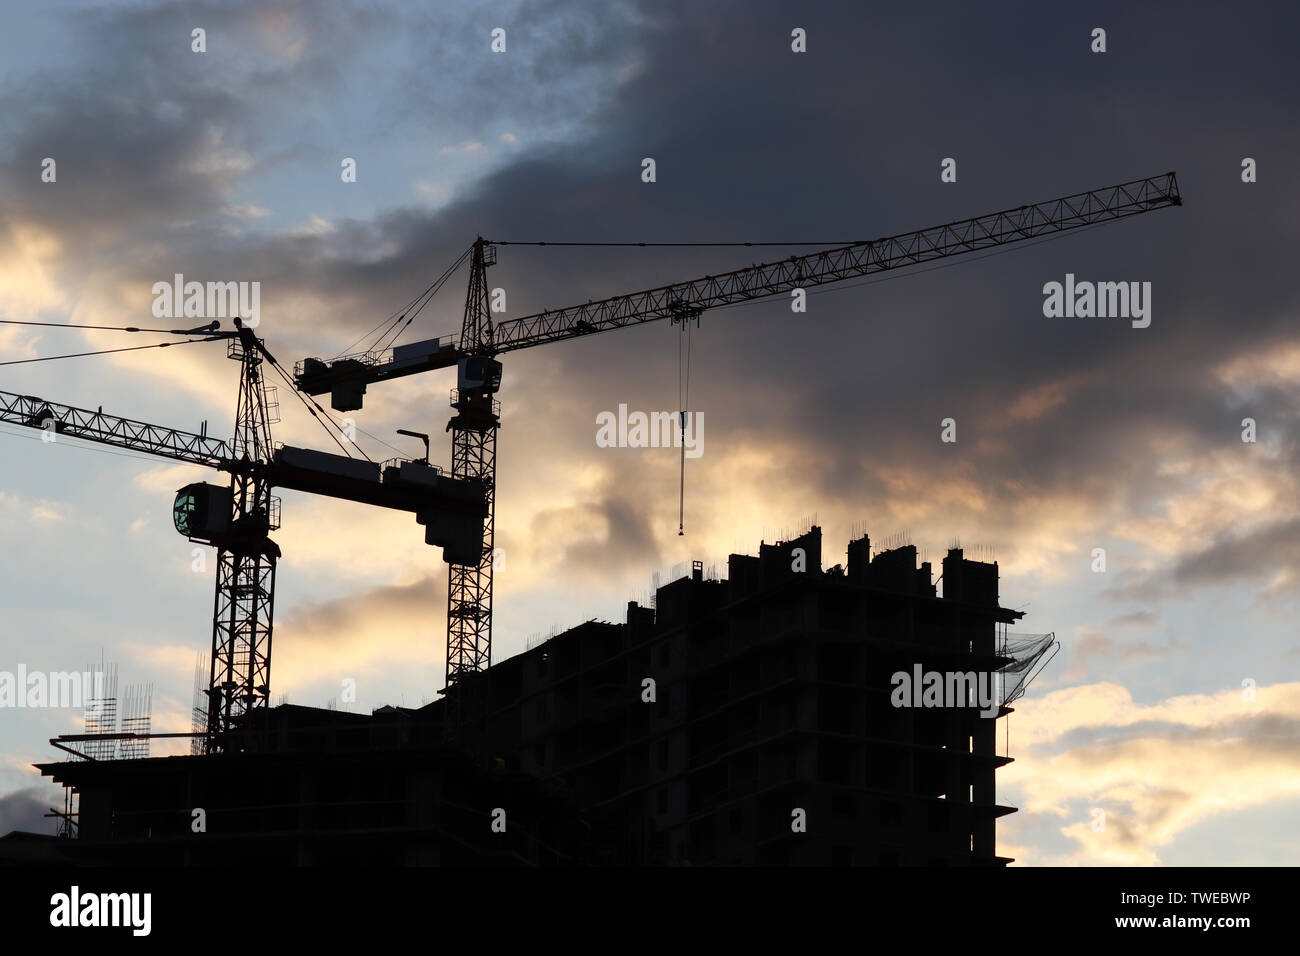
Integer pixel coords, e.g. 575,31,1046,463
30,704,597,865
23,528,1026,866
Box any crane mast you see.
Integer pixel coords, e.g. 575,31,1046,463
294,172,1183,726
2,321,488,751
445,239,500,729
207,323,280,748
0,325,272,749
0,334,273,749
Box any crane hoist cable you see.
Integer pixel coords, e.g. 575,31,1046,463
332,311,404,360
0,325,379,464
264,349,417,463
329,276,438,359
0,319,222,334
0,422,200,466
0,318,398,463
382,245,473,349
277,245,477,458
333,246,473,360
677,313,694,536
267,335,429,463
0,336,223,367
263,351,371,460
271,248,470,461
490,240,857,247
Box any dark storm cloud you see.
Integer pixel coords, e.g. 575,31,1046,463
0,787,54,836
4,0,1299,597
1104,514,1300,604
0,2,386,245
558,486,663,578
1062,626,1178,681
1173,516,1300,590
278,574,441,648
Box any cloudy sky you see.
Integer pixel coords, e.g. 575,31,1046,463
0,0,1297,865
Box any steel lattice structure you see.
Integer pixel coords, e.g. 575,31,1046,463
4,321,486,751
443,241,499,730
488,174,1181,353
0,390,229,465
206,326,280,746
294,172,1183,725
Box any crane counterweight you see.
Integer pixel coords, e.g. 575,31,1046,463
1,322,489,752
292,173,1183,735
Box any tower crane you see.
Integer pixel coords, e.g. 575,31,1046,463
1,319,487,750
295,172,1183,726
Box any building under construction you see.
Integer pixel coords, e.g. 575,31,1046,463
17,527,1052,866
0,175,1166,866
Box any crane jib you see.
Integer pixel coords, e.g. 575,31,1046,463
0,388,487,553
286,171,1181,704
490,172,1181,352
294,172,1179,393
0,388,231,465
